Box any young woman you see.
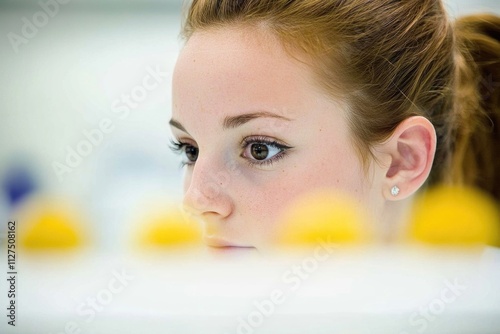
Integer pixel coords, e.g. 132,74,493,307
169,0,500,249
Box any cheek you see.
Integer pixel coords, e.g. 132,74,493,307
257,164,367,245
317,154,366,191
311,137,368,197
227,169,300,241
261,150,368,222
231,167,331,244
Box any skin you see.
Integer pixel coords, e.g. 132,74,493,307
170,25,436,249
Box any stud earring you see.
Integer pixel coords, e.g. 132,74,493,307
391,186,400,197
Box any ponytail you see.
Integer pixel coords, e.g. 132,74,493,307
451,14,500,202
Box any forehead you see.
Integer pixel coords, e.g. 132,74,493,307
171,26,320,122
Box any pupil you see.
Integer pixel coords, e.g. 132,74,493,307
186,146,198,161
251,144,268,160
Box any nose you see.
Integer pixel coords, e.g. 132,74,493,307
182,157,233,219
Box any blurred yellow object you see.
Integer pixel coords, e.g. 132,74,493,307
408,185,500,246
136,206,202,247
276,190,371,246
18,198,86,250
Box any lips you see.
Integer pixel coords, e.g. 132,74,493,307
203,235,256,250
201,217,255,249
203,235,235,248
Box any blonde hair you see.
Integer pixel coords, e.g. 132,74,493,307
180,0,500,201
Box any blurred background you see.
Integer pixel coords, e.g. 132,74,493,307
0,0,499,251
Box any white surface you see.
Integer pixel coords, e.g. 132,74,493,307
1,246,499,334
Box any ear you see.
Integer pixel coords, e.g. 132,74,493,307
377,116,437,200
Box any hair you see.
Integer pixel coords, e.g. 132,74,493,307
179,0,500,202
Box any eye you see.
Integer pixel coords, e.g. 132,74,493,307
247,143,280,161
184,145,199,162
241,136,292,166
169,139,199,166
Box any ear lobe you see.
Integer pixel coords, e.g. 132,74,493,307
383,116,437,200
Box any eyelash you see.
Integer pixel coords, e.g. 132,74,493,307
168,136,292,168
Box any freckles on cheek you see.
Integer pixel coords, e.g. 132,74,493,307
235,169,295,210
260,174,306,211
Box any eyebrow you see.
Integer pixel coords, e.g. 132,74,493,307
169,119,189,133
222,111,292,130
169,111,292,133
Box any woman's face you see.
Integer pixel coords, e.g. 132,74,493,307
170,26,381,250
